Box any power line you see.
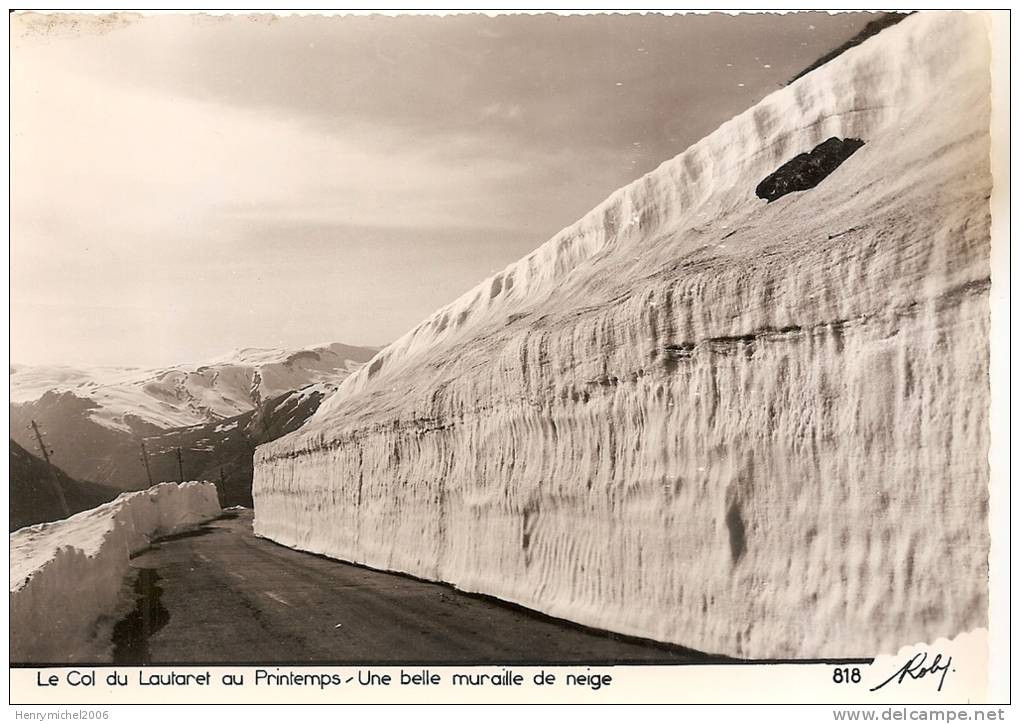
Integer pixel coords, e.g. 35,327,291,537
139,439,154,487
29,420,71,518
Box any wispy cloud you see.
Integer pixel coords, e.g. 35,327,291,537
10,11,880,367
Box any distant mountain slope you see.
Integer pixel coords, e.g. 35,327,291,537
11,342,378,432
141,383,336,507
10,342,377,490
9,440,121,531
9,364,140,404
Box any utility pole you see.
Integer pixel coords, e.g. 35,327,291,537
176,447,185,483
29,420,70,518
139,440,154,487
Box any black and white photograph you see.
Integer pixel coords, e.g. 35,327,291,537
6,7,1010,711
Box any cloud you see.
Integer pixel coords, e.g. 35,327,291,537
10,11,881,367
11,56,536,253
481,102,524,121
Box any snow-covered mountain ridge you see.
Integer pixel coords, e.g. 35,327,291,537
11,341,378,433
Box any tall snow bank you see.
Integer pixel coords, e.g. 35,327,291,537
254,12,993,658
10,482,220,663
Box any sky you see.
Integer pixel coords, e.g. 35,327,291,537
10,10,879,368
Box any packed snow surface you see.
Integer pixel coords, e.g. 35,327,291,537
254,12,992,658
10,342,376,433
10,482,220,662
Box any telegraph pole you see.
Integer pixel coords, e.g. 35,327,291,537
139,440,154,487
29,420,71,518
176,447,185,482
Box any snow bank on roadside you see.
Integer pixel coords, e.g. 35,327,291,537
10,481,221,663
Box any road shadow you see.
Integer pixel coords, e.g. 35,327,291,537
152,527,216,543
111,568,170,664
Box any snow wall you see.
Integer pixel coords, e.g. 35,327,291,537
253,12,992,658
10,482,221,662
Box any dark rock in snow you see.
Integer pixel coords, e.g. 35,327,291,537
755,137,865,203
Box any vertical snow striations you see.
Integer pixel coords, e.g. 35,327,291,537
253,12,992,658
